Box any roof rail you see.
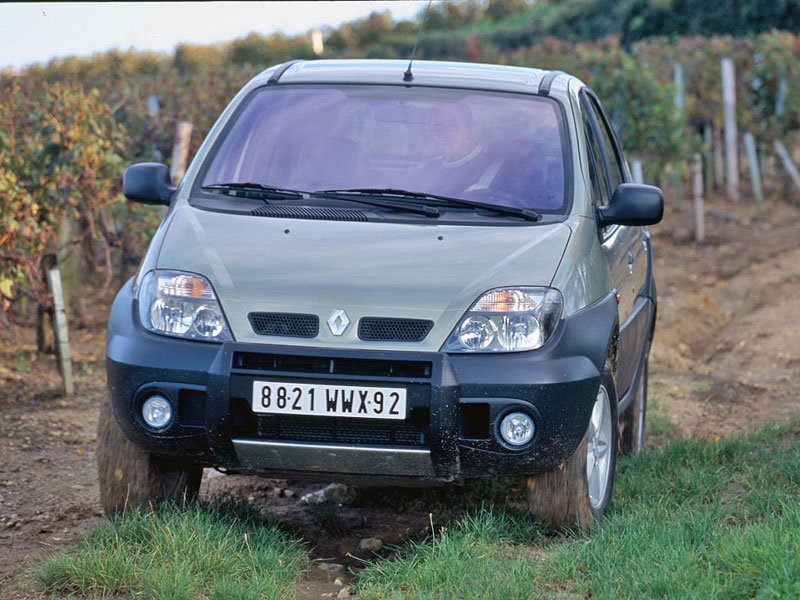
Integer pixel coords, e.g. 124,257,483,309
538,70,564,96
267,60,304,85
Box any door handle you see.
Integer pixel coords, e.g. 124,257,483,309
627,251,634,275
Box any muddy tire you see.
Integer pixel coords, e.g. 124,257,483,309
619,358,648,455
527,366,618,530
96,401,202,516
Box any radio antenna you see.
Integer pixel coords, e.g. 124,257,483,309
403,0,433,82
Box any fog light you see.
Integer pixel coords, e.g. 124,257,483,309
499,412,535,446
142,395,173,430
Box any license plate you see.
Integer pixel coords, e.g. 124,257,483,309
251,381,407,420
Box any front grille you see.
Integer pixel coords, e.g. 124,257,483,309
251,205,368,222
248,313,319,338
233,352,432,379
358,317,434,342
254,410,429,446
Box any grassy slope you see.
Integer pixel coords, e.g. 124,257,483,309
357,421,800,599
36,420,799,599
36,499,307,600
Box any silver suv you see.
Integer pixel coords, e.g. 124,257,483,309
98,59,662,530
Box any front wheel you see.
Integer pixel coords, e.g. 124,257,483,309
96,401,202,516
526,366,619,530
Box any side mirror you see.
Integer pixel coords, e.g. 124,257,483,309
123,163,176,206
597,183,663,227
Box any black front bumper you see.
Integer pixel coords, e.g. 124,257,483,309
106,280,619,483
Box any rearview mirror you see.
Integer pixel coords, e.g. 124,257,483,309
123,163,175,206
597,183,663,227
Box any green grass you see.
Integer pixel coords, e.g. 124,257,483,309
357,422,800,599
36,499,307,600
35,424,799,599
357,509,548,599
646,391,677,439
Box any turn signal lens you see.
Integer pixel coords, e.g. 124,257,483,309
473,289,540,312
159,274,215,299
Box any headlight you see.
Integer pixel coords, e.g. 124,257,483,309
138,270,233,342
442,287,562,353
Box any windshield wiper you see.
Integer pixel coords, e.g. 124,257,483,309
311,190,440,218
317,188,541,222
203,183,441,217
202,182,305,199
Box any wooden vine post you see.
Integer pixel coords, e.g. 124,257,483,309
713,127,725,189
46,268,74,396
721,58,740,201
311,28,324,56
631,160,644,184
670,62,686,208
743,133,764,214
170,121,194,186
702,124,714,196
147,94,163,162
692,154,705,243
774,140,800,201
56,216,82,321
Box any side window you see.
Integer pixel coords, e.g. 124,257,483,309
586,95,625,190
581,91,625,206
581,103,610,207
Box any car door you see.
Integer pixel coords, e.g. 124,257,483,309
580,90,648,399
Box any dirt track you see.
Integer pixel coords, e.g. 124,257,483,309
2,193,799,598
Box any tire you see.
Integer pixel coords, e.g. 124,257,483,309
96,401,202,516
619,358,648,456
526,364,619,530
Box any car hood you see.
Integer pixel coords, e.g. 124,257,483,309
156,206,572,351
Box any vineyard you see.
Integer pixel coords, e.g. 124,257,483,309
2,5,800,325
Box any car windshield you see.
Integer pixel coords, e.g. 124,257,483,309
199,85,567,212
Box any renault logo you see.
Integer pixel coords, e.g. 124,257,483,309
327,309,350,336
